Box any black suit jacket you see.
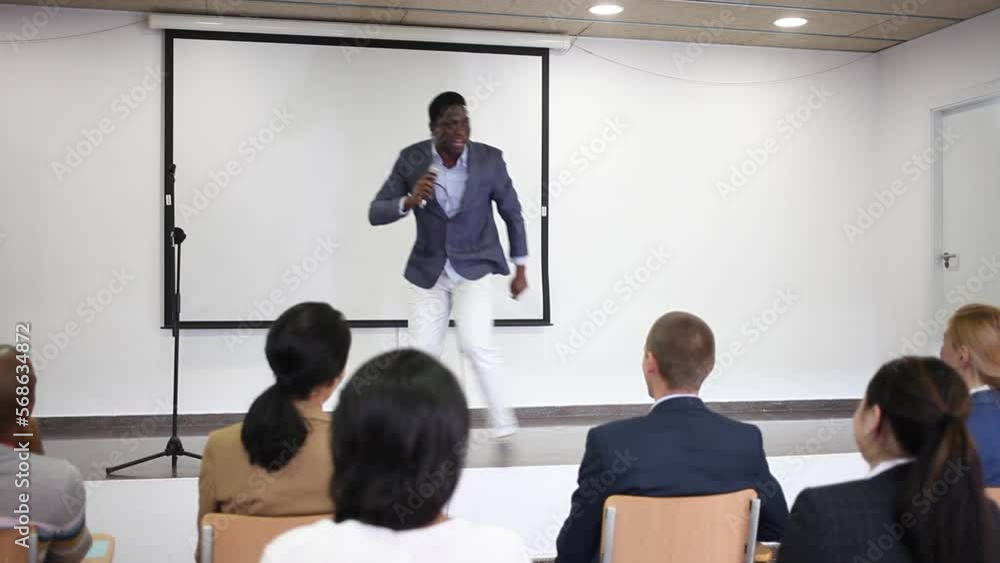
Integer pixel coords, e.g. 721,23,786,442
777,463,1000,563
554,397,789,563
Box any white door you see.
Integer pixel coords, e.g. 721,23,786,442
938,95,1000,326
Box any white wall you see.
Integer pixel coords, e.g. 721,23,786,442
870,8,1000,358
2,5,998,416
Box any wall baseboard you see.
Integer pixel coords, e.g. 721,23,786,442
37,399,858,439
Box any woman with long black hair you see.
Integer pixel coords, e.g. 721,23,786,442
777,356,1000,563
196,302,351,559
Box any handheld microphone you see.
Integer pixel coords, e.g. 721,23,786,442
419,164,441,209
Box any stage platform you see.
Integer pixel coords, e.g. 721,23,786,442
44,415,857,482
39,400,858,480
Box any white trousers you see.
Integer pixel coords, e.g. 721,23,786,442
408,272,517,429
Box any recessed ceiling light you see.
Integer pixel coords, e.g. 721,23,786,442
589,4,624,16
774,17,808,28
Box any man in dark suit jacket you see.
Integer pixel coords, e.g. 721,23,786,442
368,91,528,439
554,312,789,563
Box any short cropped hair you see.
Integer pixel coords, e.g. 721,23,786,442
332,349,469,529
645,312,715,390
0,345,36,434
428,91,466,125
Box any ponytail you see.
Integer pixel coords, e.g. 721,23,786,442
902,415,990,563
867,357,993,563
240,384,307,471
242,301,351,471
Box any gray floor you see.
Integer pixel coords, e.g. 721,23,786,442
46,417,857,481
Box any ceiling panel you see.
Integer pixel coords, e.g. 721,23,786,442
848,14,953,40
580,20,897,51
401,0,962,42
579,21,728,43
0,0,204,12
399,10,591,35
247,0,517,10
385,0,519,12
508,0,895,37
743,30,898,50
204,0,407,24
0,0,996,52
686,0,1000,20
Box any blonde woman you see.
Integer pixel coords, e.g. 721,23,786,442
940,303,1000,485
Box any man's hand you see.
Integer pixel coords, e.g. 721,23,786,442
510,266,527,299
404,172,436,210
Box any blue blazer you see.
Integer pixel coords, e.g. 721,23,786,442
554,397,789,563
969,388,1000,486
368,140,528,290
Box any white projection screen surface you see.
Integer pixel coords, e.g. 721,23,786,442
167,33,548,326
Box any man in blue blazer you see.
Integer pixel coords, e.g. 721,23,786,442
369,91,528,438
555,312,789,563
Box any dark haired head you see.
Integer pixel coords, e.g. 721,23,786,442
332,349,469,530
428,91,470,158
428,91,466,125
241,302,351,471
855,356,992,563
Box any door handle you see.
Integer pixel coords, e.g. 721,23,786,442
942,252,959,269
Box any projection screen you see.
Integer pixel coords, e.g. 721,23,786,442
163,31,549,327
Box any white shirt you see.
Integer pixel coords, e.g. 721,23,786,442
971,384,991,394
428,141,469,219
868,457,915,478
260,518,531,563
650,393,700,411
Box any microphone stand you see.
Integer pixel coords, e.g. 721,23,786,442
107,168,201,477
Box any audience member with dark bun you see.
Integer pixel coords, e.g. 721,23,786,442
941,303,1000,485
196,302,351,560
261,349,531,563
777,356,1000,563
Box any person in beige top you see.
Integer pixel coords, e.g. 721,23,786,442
196,302,351,561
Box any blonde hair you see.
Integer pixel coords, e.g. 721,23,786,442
947,303,1000,389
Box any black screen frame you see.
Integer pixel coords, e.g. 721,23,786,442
162,29,551,330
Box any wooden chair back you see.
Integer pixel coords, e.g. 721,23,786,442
599,489,760,563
